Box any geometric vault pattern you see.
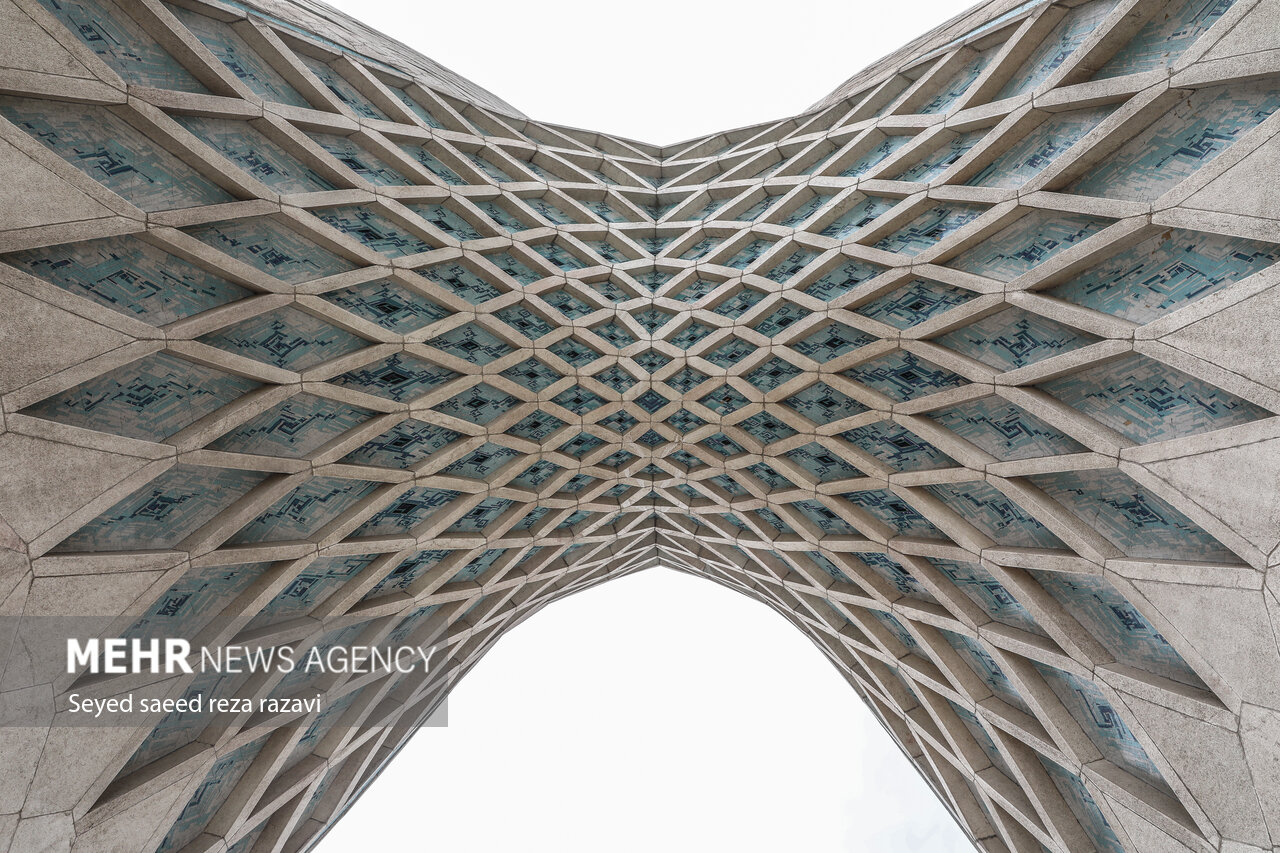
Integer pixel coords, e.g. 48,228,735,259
1,0,1280,852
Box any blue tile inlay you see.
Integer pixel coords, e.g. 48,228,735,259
199,305,366,370
941,629,1031,712
323,278,451,333
432,382,519,425
1030,467,1238,561
211,393,371,458
1030,570,1203,686
782,381,870,425
844,489,944,538
0,96,233,211
855,278,975,328
928,396,1085,460
299,54,387,120
928,481,1067,548
55,464,264,552
23,351,257,442
3,234,249,326
843,351,966,400
996,0,1119,99
947,210,1109,281
351,486,459,536
331,353,459,402
230,477,376,544
872,205,985,256
841,420,957,472
1041,758,1125,853
175,115,334,192
935,306,1097,371
929,558,1045,634
1096,0,1238,78
313,205,433,257
1036,663,1168,790
970,106,1115,187
341,419,460,468
39,0,207,91
171,5,310,107
1038,352,1268,442
308,132,409,186
1048,228,1280,323
1071,80,1280,201
187,216,356,283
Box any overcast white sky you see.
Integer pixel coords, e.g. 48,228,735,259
315,570,975,853
325,0,978,145
313,2,979,850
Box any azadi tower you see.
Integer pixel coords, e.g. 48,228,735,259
0,0,1278,850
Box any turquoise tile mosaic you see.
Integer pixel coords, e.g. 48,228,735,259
996,0,1119,99
893,128,990,182
210,393,372,458
308,132,409,185
920,50,994,114
926,481,1068,548
3,234,250,325
943,630,1032,712
946,210,1110,281
969,106,1115,187
934,306,1097,371
419,260,503,303
1071,79,1280,201
838,134,914,177
872,205,986,255
54,464,264,552
818,195,896,240
1036,662,1169,790
229,477,376,544
428,323,514,365
927,396,1085,461
0,96,233,210
1096,0,1237,78
298,53,387,120
175,115,334,192
1029,468,1238,561
200,305,367,370
843,350,967,401
1038,353,1268,443
340,419,460,468
930,558,1044,634
1029,571,1204,687
314,205,434,256
187,216,356,283
331,353,459,402
323,279,451,332
23,351,258,441
1046,228,1280,323
432,382,519,424
859,552,938,602
855,278,975,328
844,489,945,538
39,0,207,91
870,609,920,650
1041,758,1125,853
441,443,520,478
841,420,957,472
170,5,311,106
155,738,265,853
125,561,270,641
782,381,870,425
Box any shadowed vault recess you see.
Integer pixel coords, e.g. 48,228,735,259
2,0,1280,852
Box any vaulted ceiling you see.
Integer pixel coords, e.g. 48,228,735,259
1,0,1280,852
